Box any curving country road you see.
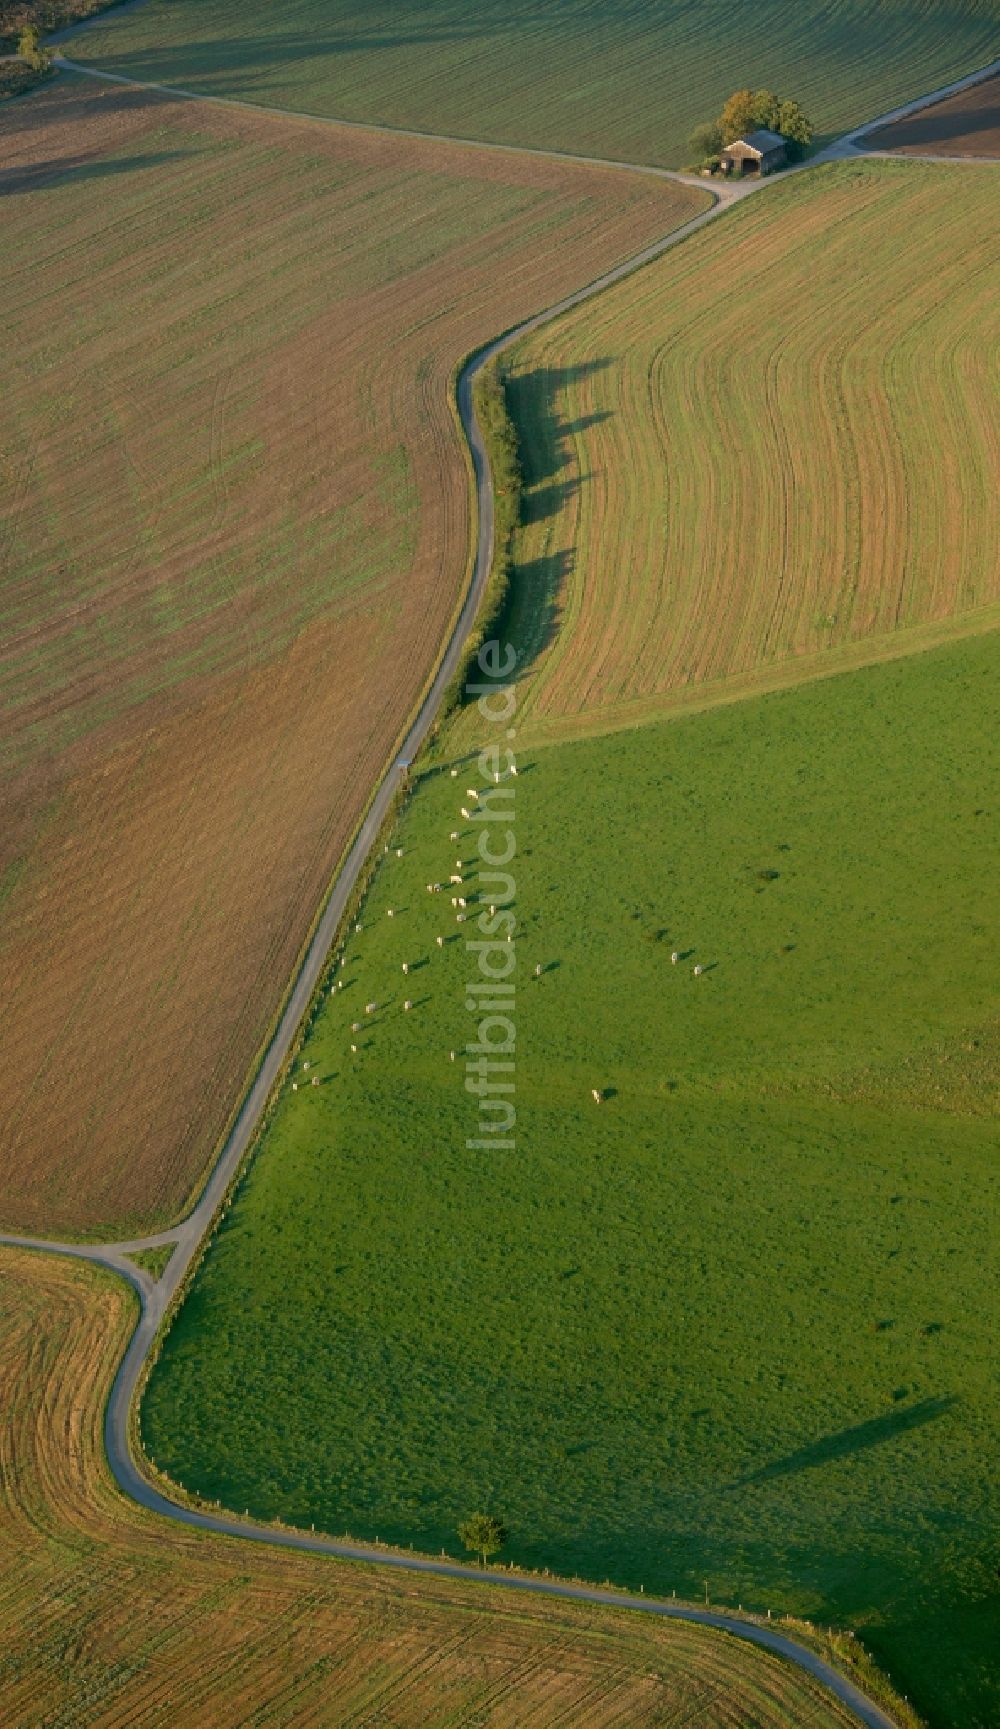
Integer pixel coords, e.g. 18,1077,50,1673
4,39,997,1729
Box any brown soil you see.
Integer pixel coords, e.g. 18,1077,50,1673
0,78,706,1234
869,73,1000,157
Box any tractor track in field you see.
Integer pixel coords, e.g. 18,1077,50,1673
5,37,997,1729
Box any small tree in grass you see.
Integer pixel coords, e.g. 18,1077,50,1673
688,119,723,168
458,1512,508,1568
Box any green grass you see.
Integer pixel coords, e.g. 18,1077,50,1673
69,0,1000,167
124,1244,175,1280
144,630,999,1729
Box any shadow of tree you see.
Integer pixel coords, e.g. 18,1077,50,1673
0,147,195,194
735,1395,959,1487
479,359,613,690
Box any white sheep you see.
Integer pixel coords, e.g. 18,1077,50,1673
404,998,413,1011
693,964,703,977
351,1021,361,1032
386,907,394,919
436,936,444,947
311,1076,319,1087
303,1061,310,1070
449,1050,456,1062
456,913,466,923
591,1088,602,1104
534,963,542,977
460,806,470,819
450,874,462,885
671,951,679,965
458,897,467,908
510,764,518,777
350,1043,358,1054
466,789,478,800
450,831,458,841
292,1081,298,1091
396,847,404,857
450,768,458,778
365,1002,377,1014
402,962,409,975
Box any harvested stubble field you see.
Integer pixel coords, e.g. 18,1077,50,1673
65,0,1000,168
143,633,999,1729
869,73,1000,158
474,159,1000,749
0,1247,868,1728
0,76,704,1237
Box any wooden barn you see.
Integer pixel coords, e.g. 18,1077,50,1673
720,128,787,176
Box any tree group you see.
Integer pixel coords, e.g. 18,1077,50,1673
688,87,813,169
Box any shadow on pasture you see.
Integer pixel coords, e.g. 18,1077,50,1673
0,147,194,195
735,1395,959,1488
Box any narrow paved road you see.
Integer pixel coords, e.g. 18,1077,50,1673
5,41,996,1729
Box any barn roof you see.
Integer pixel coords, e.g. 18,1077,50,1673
729,128,786,153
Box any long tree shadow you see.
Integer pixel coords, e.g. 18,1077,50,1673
476,359,613,692
735,1395,959,1487
0,148,195,195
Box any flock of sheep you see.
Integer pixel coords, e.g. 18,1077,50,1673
291,764,708,1105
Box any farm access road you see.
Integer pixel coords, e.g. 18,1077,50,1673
5,38,997,1729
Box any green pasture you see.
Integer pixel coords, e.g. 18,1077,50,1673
144,630,999,1728
69,0,999,166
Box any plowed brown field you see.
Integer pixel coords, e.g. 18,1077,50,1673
870,73,1000,157
0,77,705,1236
487,159,1000,748
0,1247,865,1728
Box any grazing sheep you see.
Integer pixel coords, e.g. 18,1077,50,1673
426,883,434,893
402,962,409,975
436,936,444,947
449,1050,456,1062
671,951,679,965
350,1043,358,1054
456,913,466,923
450,831,458,841
450,768,458,778
693,964,703,977
460,806,470,819
365,1002,377,1014
466,789,478,800
510,764,518,777
292,1081,298,1091
534,963,542,977
386,907,394,919
337,980,344,991
355,922,362,933
303,1061,310,1070
404,998,413,1011
396,847,404,857
458,897,467,908
450,874,462,885
311,1076,319,1087
489,904,496,916
352,1021,361,1032
339,957,346,969
591,1088,602,1104
455,858,463,869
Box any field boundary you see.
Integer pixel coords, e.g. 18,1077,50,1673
515,604,1000,752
